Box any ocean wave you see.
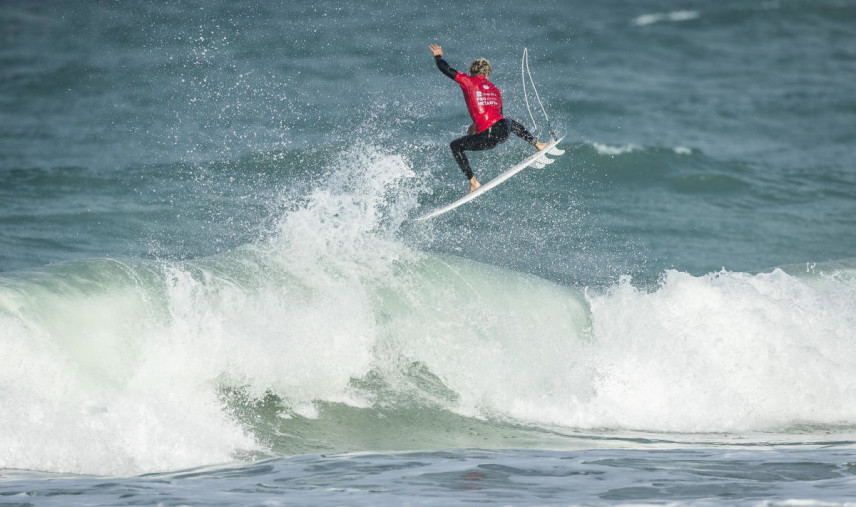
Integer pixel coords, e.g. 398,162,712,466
2,143,855,476
4,252,854,476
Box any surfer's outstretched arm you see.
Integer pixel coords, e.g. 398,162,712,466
429,43,457,80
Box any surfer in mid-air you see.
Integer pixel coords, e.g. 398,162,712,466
430,43,548,194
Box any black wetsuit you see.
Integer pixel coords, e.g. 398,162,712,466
435,55,538,180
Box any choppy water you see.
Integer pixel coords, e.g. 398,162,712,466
2,0,856,505
4,449,856,506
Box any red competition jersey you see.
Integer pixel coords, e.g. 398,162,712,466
453,72,504,133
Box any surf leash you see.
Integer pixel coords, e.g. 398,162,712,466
521,47,557,142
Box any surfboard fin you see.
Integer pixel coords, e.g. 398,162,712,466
547,146,565,156
532,156,555,169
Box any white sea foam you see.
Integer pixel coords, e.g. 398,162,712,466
541,268,855,432
634,10,700,26
592,142,639,156
592,143,693,156
376,265,856,434
0,265,258,476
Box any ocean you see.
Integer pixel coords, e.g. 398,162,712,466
2,0,856,505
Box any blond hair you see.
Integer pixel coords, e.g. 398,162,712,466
469,58,492,77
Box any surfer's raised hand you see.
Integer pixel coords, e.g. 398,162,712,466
429,44,443,57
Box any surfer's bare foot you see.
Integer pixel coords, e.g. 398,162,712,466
535,141,548,151
468,177,481,193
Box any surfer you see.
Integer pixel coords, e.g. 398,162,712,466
430,43,548,193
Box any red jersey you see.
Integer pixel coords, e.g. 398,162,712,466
453,72,504,133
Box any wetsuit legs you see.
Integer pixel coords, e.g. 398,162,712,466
449,119,538,180
450,120,510,179
508,119,538,145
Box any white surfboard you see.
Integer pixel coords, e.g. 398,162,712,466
416,135,565,221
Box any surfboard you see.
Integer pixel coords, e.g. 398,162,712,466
415,135,565,221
